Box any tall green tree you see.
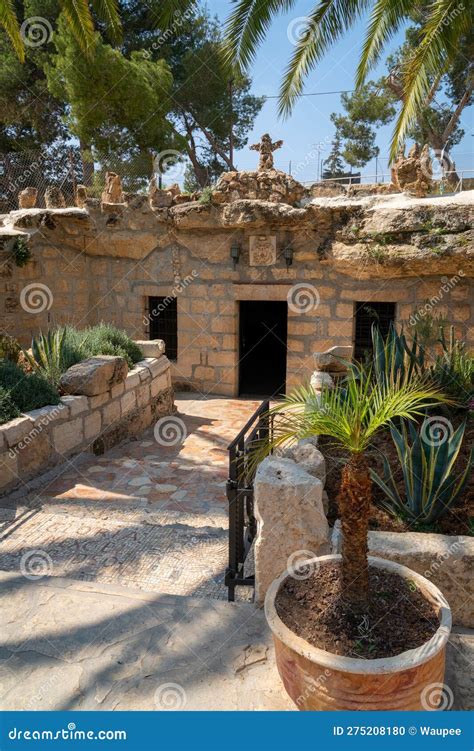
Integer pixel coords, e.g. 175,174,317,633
121,5,263,187
329,24,469,177
46,18,177,183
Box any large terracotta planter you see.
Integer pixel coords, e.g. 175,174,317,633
265,554,452,711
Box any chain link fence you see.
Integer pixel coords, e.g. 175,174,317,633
0,149,156,212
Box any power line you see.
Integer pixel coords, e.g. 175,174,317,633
261,89,354,99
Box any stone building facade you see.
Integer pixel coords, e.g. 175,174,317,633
0,172,472,397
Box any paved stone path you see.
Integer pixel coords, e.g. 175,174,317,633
0,396,260,600
0,572,294,711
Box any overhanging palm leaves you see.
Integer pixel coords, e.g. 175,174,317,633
0,0,121,61
223,0,472,156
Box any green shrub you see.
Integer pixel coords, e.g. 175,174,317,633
11,237,32,267
0,334,21,363
199,186,213,205
78,323,143,368
0,360,60,412
371,419,473,524
371,323,426,384
0,386,20,424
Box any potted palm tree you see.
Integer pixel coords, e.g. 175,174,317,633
263,365,453,710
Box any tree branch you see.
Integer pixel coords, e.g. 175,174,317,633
441,81,474,145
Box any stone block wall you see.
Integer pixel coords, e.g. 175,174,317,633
1,191,472,398
0,353,173,497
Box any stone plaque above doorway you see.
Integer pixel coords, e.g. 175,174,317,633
249,235,277,266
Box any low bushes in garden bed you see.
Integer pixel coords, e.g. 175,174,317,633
0,324,144,425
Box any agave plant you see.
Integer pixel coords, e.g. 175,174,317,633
265,365,447,607
371,323,426,384
430,325,474,406
371,419,473,525
23,329,67,385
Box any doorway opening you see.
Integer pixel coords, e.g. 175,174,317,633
238,300,287,397
148,296,178,361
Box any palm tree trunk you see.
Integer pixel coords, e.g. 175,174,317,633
338,453,371,608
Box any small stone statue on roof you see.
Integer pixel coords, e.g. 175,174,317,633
391,142,433,197
250,133,283,170
101,171,124,204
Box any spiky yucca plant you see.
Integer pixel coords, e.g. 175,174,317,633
267,366,447,608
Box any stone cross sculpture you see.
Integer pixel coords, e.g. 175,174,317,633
250,133,283,170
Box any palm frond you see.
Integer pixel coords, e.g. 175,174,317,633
267,366,447,458
91,0,122,43
278,0,369,117
60,0,96,53
356,0,413,87
390,0,472,158
0,0,24,61
149,0,197,28
224,0,296,71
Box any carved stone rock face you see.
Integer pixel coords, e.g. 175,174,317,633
391,143,433,197
18,187,37,209
101,172,124,204
75,185,88,208
213,168,306,206
45,186,66,209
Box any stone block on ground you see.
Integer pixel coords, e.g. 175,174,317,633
313,345,352,372
60,356,128,396
134,340,165,358
254,456,329,605
310,370,334,392
282,437,326,484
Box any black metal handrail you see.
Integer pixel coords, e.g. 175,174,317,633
225,399,272,601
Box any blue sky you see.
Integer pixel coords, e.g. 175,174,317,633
205,0,473,182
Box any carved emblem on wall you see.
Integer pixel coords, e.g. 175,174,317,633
249,235,277,266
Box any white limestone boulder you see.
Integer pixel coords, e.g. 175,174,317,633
254,456,329,605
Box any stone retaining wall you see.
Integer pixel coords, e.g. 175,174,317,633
0,352,174,497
